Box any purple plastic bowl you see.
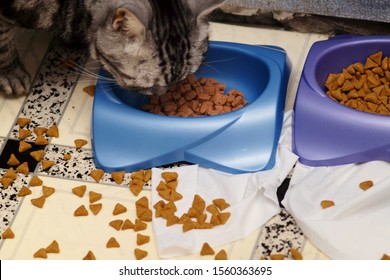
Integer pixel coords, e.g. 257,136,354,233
293,35,390,166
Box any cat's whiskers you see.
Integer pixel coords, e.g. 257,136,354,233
200,55,241,76
56,52,116,83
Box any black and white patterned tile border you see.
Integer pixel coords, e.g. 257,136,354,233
10,40,89,141
252,209,305,259
38,145,150,189
0,172,31,240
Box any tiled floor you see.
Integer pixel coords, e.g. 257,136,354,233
0,23,331,260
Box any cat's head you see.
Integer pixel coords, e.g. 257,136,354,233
89,0,226,95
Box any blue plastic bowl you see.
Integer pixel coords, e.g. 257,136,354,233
92,41,290,174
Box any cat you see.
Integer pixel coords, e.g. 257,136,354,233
0,0,226,96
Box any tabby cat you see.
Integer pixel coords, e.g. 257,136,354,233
0,0,226,96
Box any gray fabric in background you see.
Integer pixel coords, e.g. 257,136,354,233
225,0,390,23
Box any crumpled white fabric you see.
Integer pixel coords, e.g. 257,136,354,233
282,161,390,260
151,110,298,258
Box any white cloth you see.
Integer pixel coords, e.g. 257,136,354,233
282,161,390,260
151,110,298,258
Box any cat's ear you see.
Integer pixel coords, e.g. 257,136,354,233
112,7,146,38
184,0,226,19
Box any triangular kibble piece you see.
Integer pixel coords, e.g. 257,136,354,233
111,171,125,184
122,219,134,230
109,219,124,231
192,194,206,213
63,153,71,161
83,85,96,96
31,196,46,208
158,189,171,201
156,181,168,191
89,191,102,203
30,175,43,186
370,51,383,65
90,169,104,183
1,177,14,189
18,128,32,140
7,154,20,166
166,215,179,227
83,250,96,260
131,170,144,181
34,127,47,137
213,198,230,211
16,162,29,175
215,249,228,260
133,219,147,231
46,124,59,138
74,205,89,216
161,171,178,183
129,180,143,196
46,240,60,254
33,248,48,259
139,209,152,222
134,248,148,260
35,135,49,146
106,237,120,248
135,196,149,209
2,228,15,239
18,185,32,197
206,204,219,215
136,234,150,246
218,212,231,225
19,141,32,153
200,242,215,256
364,57,378,69
17,117,31,128
72,185,87,197
381,254,390,260
89,203,102,215
3,167,17,180
42,186,55,198
210,214,221,226
166,181,178,190
182,222,195,233
143,169,152,182
169,190,183,202
30,150,45,161
41,160,55,171
74,139,88,149
112,203,127,215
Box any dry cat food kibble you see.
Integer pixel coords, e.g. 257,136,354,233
200,242,215,256
33,240,60,259
320,200,335,209
359,180,374,191
106,237,120,248
154,171,231,233
2,228,15,239
290,248,303,260
134,248,148,260
83,250,96,260
89,203,102,215
215,249,228,260
142,74,248,117
325,51,390,116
